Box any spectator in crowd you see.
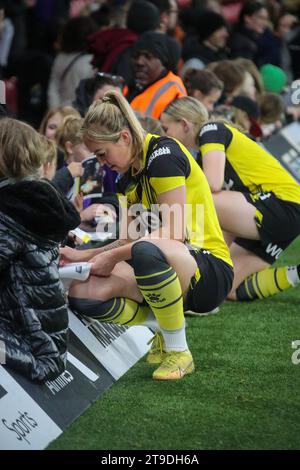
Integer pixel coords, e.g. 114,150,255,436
55,115,91,165
275,12,298,73
184,68,223,112
182,9,229,74
61,90,233,380
234,57,265,96
258,91,285,138
260,63,287,94
0,117,80,382
230,1,269,65
39,105,84,193
39,105,81,141
256,11,298,82
0,0,14,79
231,94,262,138
48,15,98,108
87,0,160,85
126,31,186,119
160,95,300,303
240,69,257,100
211,60,246,103
52,115,89,195
148,0,179,35
73,72,125,117
41,134,58,181
55,114,115,223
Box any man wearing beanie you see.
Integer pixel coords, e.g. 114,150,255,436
125,31,187,119
182,9,229,72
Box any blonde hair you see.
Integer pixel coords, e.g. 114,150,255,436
39,105,81,136
81,90,145,175
0,118,46,180
40,135,57,164
55,115,84,151
163,96,209,141
138,116,164,135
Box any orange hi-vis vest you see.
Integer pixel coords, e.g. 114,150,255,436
128,71,187,119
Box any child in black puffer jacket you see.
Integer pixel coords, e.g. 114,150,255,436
0,118,80,382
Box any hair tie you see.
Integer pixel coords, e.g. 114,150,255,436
102,96,111,103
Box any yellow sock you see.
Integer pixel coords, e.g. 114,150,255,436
135,266,184,330
236,266,300,300
68,297,150,326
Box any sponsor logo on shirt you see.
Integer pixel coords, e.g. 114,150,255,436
147,146,171,169
200,123,218,137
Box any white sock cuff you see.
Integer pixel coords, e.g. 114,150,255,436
286,266,300,286
161,326,188,352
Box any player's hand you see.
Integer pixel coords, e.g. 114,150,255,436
90,251,116,277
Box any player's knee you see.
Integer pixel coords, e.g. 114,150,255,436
131,241,167,276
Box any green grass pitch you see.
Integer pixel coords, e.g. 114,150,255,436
48,236,300,450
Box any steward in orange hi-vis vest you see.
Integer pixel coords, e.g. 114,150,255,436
129,71,186,119
126,31,187,119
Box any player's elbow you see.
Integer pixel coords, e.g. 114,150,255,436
209,182,223,193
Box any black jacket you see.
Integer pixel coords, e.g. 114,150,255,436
0,178,80,382
230,26,259,63
182,34,228,64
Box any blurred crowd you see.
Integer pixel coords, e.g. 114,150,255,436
0,0,299,137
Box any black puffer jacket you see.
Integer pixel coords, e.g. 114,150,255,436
0,178,80,382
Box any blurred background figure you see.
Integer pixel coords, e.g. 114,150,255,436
47,15,97,108
39,105,82,185
258,91,285,138
0,0,14,79
230,1,269,65
210,59,246,103
231,94,262,139
183,68,223,112
87,0,160,85
182,9,229,74
138,115,164,135
73,72,125,117
39,105,81,141
148,0,179,35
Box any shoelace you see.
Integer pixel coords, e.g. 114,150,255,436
147,332,164,354
160,351,188,368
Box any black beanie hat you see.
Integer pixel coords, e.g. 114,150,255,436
232,95,260,120
127,1,160,35
132,31,181,72
196,10,227,43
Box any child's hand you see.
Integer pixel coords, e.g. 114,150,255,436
81,203,116,222
59,246,82,264
68,162,84,178
73,193,83,212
